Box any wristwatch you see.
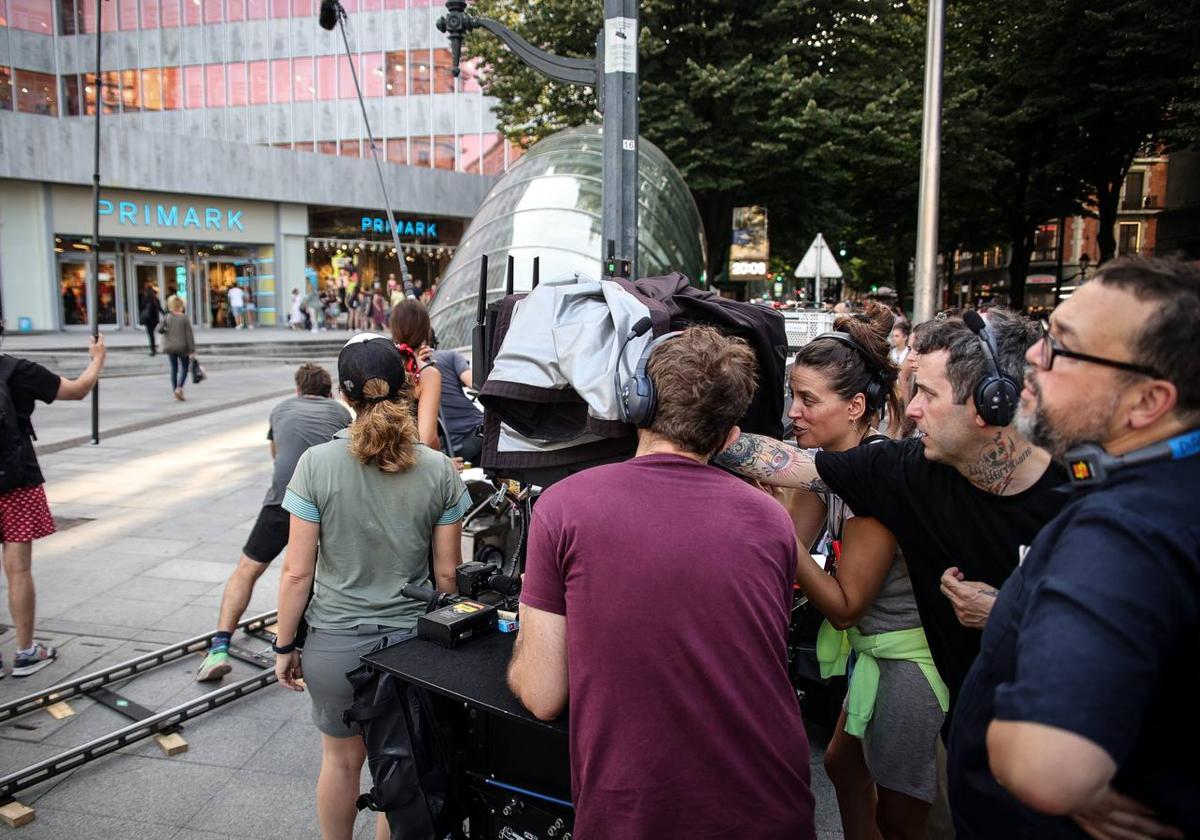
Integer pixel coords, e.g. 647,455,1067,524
272,641,297,655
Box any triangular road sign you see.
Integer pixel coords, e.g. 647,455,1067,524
794,233,843,279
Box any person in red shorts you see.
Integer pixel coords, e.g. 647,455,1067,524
0,329,106,677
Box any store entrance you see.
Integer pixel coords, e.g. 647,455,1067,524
58,255,120,330
130,258,196,326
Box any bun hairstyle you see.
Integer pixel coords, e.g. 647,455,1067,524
346,378,419,472
793,300,903,435
389,299,431,380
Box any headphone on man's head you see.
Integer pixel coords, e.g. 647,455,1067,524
809,331,890,415
621,331,684,428
962,310,1021,427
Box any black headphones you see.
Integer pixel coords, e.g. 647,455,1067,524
1064,429,1200,486
962,311,1020,427
809,331,890,415
621,331,683,428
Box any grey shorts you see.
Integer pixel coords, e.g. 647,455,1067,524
303,625,413,738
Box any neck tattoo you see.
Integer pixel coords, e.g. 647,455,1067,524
966,432,1033,494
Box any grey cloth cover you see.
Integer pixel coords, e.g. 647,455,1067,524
479,278,661,453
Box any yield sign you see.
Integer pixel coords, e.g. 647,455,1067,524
794,233,843,279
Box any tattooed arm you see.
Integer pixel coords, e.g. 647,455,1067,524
712,432,829,492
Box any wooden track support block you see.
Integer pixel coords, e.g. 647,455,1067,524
0,801,36,828
154,733,189,756
46,701,75,720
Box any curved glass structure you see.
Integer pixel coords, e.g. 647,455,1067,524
430,125,707,349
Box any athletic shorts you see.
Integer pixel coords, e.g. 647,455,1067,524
303,626,413,737
0,484,56,543
242,504,290,563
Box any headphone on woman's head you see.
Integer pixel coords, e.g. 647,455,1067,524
962,311,1020,427
809,331,890,415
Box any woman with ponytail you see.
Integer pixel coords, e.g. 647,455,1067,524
274,334,468,840
389,299,443,451
783,302,947,840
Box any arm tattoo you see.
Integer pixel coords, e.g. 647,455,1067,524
713,432,827,491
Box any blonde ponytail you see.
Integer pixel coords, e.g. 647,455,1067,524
347,378,419,472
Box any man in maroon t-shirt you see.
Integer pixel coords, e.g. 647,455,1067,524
509,327,816,840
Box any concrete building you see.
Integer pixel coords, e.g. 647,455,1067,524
0,0,513,331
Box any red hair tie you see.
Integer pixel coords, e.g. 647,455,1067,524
396,342,420,381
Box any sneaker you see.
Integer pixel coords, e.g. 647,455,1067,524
11,643,57,677
196,649,232,682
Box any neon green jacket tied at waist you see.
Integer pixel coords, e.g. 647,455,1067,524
816,620,950,738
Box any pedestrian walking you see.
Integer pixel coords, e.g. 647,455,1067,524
139,284,164,356
197,363,351,682
0,328,106,677
273,334,467,840
227,283,246,329
160,295,195,401
289,288,305,329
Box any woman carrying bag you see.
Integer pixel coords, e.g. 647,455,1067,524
160,295,195,401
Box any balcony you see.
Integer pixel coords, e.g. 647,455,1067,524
1120,194,1162,212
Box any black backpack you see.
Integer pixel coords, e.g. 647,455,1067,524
0,356,28,492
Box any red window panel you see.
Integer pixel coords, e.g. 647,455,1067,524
384,51,406,96
121,68,142,111
204,0,223,22
458,134,482,174
384,0,405,8
340,139,362,158
411,137,432,168
246,0,268,19
360,0,382,10
318,141,338,155
362,53,384,97
185,65,205,109
338,55,361,100
162,67,183,109
292,0,314,13
339,0,358,10
433,135,455,170
184,0,202,26
386,139,407,165
272,59,293,102
100,70,122,113
316,55,336,100
79,0,118,32
14,69,59,115
294,141,316,153
8,0,53,32
62,74,82,114
270,0,289,17
160,0,182,27
227,63,248,106
142,0,161,28
141,68,164,110
292,57,313,101
249,60,269,105
433,49,454,94
206,65,226,107
227,0,246,20
480,132,505,175
118,0,139,30
410,56,431,94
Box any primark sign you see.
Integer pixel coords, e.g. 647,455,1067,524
51,187,277,243
98,199,246,232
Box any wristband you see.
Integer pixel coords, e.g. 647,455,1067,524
272,641,297,655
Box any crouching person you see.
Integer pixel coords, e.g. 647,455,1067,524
508,326,817,840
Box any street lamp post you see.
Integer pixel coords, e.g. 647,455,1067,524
438,0,640,281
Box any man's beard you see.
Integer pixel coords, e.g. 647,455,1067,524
1016,376,1117,460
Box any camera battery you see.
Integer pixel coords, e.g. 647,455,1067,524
417,599,498,648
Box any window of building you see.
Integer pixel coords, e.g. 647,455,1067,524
141,68,163,110
58,0,81,33
118,0,139,29
294,141,315,153
161,0,182,27
162,67,183,109
205,65,225,107
8,0,54,32
228,63,248,106
1032,223,1058,263
273,58,293,102
316,56,336,100
142,0,161,28
227,0,245,20
338,55,360,100
458,134,482,174
433,49,455,94
292,0,314,13
291,58,312,101
411,137,432,167
1122,171,1145,211
386,138,407,165
184,0,202,26
79,0,118,32
340,139,362,158
249,61,269,105
119,68,142,111
1118,223,1140,256
247,0,268,20
204,0,223,21
433,135,455,170
318,141,338,155
0,68,14,112
384,51,407,95
185,65,205,108
411,58,431,95
481,132,505,175
362,54,384,97
63,74,82,115
270,0,289,17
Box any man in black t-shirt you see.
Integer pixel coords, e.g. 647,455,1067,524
951,258,1200,838
715,308,1066,709
1,333,106,678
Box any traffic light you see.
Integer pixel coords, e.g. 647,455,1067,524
870,284,879,293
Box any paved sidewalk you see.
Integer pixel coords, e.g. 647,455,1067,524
0,388,845,839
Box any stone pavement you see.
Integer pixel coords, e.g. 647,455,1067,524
0,367,845,839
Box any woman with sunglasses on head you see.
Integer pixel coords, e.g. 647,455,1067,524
388,300,443,451
274,334,468,840
785,302,948,840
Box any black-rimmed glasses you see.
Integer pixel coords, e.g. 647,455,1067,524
1037,320,1164,379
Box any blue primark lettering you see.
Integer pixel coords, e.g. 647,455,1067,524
415,222,425,236
97,200,245,230
144,204,151,224
205,208,221,230
158,205,179,226
98,199,113,216
183,207,201,229
374,219,385,233
358,215,439,238
119,202,136,224
226,210,244,231
428,223,436,237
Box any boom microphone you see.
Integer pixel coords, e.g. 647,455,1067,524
318,0,339,30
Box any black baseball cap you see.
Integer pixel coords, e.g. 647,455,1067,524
338,333,408,402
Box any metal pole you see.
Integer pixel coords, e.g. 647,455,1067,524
814,236,822,305
912,0,945,323
88,0,105,445
600,0,638,280
334,3,415,298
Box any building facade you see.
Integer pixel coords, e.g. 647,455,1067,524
0,0,516,330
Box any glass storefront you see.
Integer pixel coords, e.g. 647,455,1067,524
54,236,273,329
